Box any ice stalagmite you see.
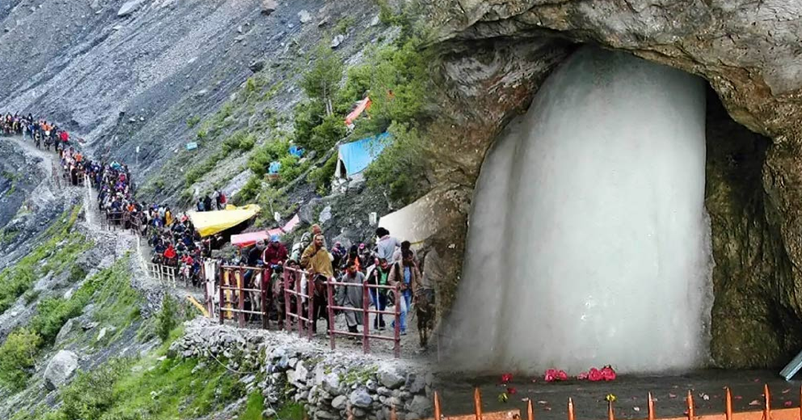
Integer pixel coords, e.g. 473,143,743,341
446,47,713,374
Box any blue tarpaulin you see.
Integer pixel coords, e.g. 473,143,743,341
288,145,304,158
268,161,281,174
335,132,393,178
186,142,198,151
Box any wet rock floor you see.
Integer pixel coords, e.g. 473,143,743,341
435,370,800,419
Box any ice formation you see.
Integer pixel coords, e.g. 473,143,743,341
446,46,713,374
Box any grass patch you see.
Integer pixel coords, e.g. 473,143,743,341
240,390,265,420
0,207,90,315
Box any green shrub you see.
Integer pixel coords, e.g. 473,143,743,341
236,175,263,203
0,329,41,388
60,359,126,420
156,295,177,342
0,208,88,315
334,16,355,35
186,115,201,128
222,130,256,156
69,265,86,283
185,153,221,187
300,44,343,104
248,139,290,177
364,122,429,205
309,153,338,195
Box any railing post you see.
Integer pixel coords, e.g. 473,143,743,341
262,267,270,330
527,400,534,420
218,267,225,325
568,397,575,420
474,388,483,420
393,284,401,358
327,277,335,350
307,275,314,339
296,270,303,337
363,280,370,354
283,266,290,331
725,388,733,420
237,267,245,328
686,390,694,420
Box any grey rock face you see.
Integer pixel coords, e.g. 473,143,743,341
44,350,79,390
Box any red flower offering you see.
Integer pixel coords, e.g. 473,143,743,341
501,373,513,384
600,365,617,381
588,368,603,382
507,387,518,395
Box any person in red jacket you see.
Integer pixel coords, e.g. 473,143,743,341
262,235,288,267
164,243,177,265
60,131,69,143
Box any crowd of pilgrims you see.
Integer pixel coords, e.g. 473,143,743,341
2,112,73,150
2,112,439,343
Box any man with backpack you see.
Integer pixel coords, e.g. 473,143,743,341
388,249,419,336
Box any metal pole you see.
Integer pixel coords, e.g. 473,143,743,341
262,267,270,330
296,270,302,337
394,285,401,358
363,281,370,354
327,277,336,350
238,267,245,328
307,277,314,340
283,266,290,331
218,267,225,325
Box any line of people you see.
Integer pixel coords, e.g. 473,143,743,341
2,112,72,151
5,112,439,348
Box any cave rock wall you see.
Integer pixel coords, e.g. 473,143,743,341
424,0,802,368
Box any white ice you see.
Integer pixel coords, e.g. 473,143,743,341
445,46,714,374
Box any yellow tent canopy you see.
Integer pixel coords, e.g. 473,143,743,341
188,204,261,237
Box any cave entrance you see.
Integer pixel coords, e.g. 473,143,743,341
443,45,780,374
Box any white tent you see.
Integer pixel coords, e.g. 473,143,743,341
378,195,441,246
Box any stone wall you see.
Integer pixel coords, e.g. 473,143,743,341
170,319,433,420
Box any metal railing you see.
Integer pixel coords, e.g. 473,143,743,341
325,277,402,358
282,264,402,358
282,265,316,338
218,265,273,329
428,385,802,420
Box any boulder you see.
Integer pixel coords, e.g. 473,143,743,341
378,366,405,389
249,60,266,73
298,10,312,23
44,350,79,390
54,318,76,346
117,0,146,17
321,372,340,394
331,34,345,49
260,0,278,15
288,361,308,386
349,387,373,408
406,395,432,416
332,394,347,410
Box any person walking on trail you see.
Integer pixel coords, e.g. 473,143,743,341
337,261,365,334
300,234,333,279
375,227,401,263
388,249,420,336
365,258,392,331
